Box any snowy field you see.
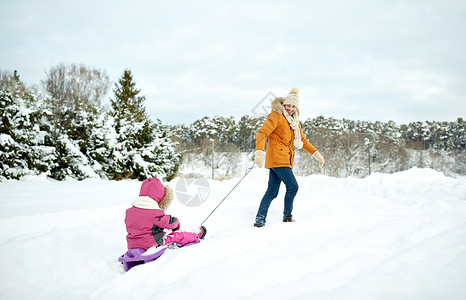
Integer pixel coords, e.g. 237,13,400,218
0,168,465,299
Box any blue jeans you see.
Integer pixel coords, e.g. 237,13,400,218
255,167,298,226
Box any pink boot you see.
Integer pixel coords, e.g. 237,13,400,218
164,231,198,246
163,227,207,246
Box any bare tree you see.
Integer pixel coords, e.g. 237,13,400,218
42,63,110,139
43,63,109,108
67,64,110,107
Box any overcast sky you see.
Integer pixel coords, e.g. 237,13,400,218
1,0,465,125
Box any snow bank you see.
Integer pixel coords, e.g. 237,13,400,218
0,168,465,299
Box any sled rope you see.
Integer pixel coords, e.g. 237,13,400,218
200,163,256,226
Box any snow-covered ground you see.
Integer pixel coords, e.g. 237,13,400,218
0,168,465,299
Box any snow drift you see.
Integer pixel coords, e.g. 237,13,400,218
0,168,465,299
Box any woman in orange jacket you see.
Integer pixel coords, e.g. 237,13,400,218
253,88,325,227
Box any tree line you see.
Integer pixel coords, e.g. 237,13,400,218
172,115,465,153
1,64,464,181
171,114,465,178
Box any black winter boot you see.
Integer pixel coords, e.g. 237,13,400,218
198,226,207,239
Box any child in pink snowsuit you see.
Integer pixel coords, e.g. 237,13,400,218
125,177,206,250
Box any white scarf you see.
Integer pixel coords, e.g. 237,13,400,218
132,196,161,210
283,107,303,149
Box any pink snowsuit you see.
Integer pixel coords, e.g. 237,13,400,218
125,178,200,250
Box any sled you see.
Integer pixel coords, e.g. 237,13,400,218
118,241,199,272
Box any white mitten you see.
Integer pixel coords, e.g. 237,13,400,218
313,151,325,168
254,150,265,167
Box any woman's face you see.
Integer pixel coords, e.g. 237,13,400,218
284,104,297,115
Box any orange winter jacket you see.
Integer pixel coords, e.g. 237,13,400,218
256,97,317,169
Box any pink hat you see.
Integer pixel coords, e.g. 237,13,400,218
139,177,174,211
139,178,166,203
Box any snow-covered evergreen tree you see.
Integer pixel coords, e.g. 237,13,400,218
0,89,32,179
0,72,49,179
108,70,180,181
45,104,105,180
41,64,111,180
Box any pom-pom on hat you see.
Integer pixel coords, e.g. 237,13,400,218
139,177,174,211
283,87,299,107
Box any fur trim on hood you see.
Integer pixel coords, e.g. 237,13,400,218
158,185,173,211
138,177,174,212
